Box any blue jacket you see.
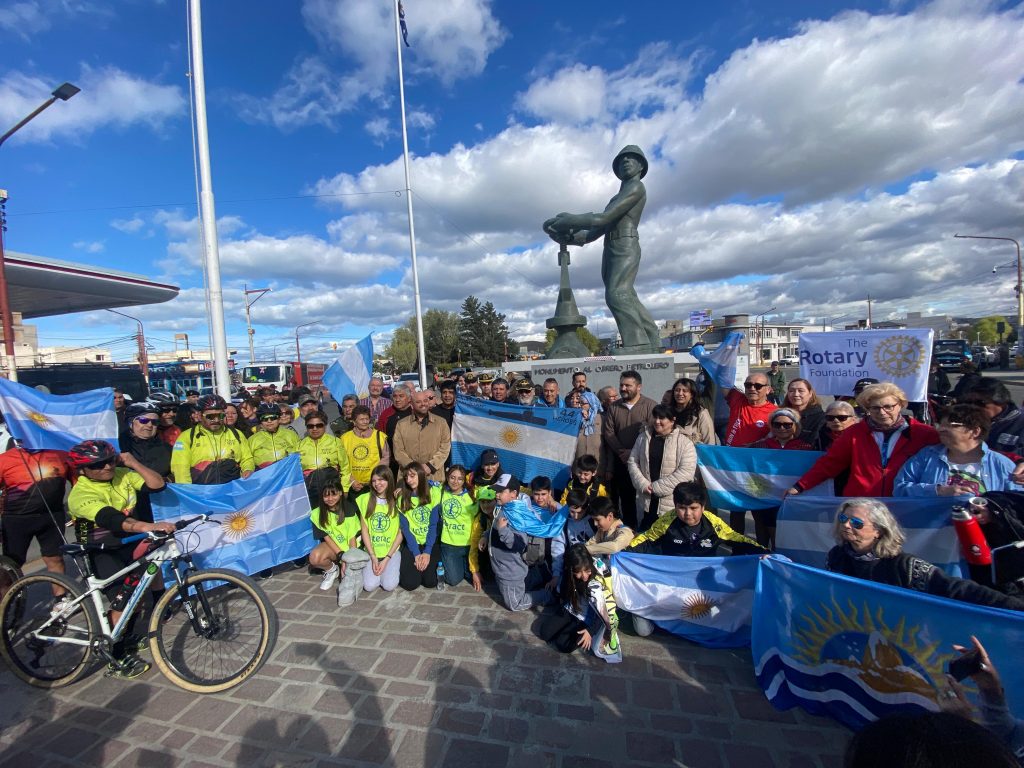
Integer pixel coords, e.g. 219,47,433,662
894,443,1016,496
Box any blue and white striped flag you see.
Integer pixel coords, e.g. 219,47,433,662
500,497,568,539
0,378,119,451
753,557,1024,730
775,495,964,577
398,1,410,46
152,454,314,575
697,445,832,512
612,552,760,648
691,331,743,390
323,333,374,399
451,395,581,487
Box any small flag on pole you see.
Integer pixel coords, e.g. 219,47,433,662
399,1,410,47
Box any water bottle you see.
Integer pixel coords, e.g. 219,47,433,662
436,561,446,591
951,502,992,566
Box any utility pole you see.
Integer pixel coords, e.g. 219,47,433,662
295,321,318,366
107,309,149,383
243,284,271,364
955,234,1023,368
866,295,873,329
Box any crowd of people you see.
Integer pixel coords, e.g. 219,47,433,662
1,359,1023,756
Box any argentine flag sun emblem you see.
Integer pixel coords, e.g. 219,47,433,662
221,509,256,541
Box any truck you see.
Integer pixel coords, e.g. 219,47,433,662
240,361,328,397
933,339,973,371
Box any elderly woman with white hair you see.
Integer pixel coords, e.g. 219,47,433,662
825,498,1024,610
789,382,940,498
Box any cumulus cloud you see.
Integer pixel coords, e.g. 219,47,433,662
238,0,505,132
0,65,184,144
110,216,145,234
0,0,112,40
72,240,104,253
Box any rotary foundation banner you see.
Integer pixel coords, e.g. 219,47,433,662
797,329,933,400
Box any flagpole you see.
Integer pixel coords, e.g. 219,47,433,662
393,0,428,390
188,0,232,401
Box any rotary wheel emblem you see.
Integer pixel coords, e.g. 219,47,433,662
873,335,925,378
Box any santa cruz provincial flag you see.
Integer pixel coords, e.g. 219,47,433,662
611,552,760,648
323,333,374,399
451,395,581,487
776,495,964,577
0,378,119,451
696,445,832,512
753,557,1024,730
152,454,314,575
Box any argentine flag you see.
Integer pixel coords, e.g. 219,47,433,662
691,331,743,390
612,552,760,648
0,378,119,451
776,495,964,577
697,445,831,512
152,454,314,576
451,395,581,487
753,557,1024,730
323,333,374,399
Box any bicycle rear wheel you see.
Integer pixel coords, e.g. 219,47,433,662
149,568,277,693
0,573,98,688
0,555,23,603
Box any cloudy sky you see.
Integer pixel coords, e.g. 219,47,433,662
3,0,1023,363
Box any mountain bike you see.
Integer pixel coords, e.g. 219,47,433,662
0,515,278,693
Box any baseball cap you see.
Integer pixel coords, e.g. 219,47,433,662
297,394,318,407
490,473,520,493
480,449,500,465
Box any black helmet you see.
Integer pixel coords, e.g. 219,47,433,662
69,440,118,468
125,402,159,425
256,402,280,418
196,394,227,412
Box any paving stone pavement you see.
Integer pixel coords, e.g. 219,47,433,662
0,566,849,768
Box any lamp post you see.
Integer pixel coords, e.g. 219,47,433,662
753,306,776,364
0,82,81,381
295,321,318,365
954,234,1022,367
243,284,271,364
107,308,149,383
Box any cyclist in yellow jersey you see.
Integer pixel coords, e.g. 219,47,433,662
298,410,351,506
171,395,255,484
248,403,299,469
357,466,402,593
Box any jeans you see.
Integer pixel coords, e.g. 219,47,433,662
440,542,469,586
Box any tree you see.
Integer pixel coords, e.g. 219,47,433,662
545,327,601,356
969,315,1011,345
384,324,417,372
459,296,483,363
384,309,462,371
478,301,513,363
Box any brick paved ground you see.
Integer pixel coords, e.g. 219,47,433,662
0,566,848,768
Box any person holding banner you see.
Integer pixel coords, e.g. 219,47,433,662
894,405,1017,497
724,372,777,534
489,473,557,612
825,498,1024,610
789,383,938,498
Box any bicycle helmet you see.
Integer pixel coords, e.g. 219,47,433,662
256,402,280,418
125,402,159,424
196,394,227,412
68,440,118,468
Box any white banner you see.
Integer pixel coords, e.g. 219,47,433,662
797,329,933,400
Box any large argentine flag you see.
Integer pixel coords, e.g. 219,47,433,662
775,495,964,577
152,454,314,575
611,552,760,648
451,395,581,487
696,445,831,512
323,333,374,399
690,331,743,390
0,378,119,451
753,557,1024,730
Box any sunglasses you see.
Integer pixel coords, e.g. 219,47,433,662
838,512,866,530
771,421,795,429
86,459,116,470
134,416,158,425
306,423,326,429
744,382,767,390
825,415,852,422
260,415,280,422
202,412,225,420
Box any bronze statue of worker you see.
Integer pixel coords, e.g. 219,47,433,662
543,145,661,355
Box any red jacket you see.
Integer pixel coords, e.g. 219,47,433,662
794,419,939,497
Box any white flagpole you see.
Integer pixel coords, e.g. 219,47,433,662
188,0,232,401
393,0,428,389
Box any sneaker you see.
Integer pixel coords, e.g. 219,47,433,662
292,557,308,570
106,655,151,680
319,564,339,591
123,633,150,655
255,568,273,581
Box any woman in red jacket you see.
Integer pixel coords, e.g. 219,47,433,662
788,383,939,498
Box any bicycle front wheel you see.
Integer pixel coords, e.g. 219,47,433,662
0,555,23,604
149,568,277,693
0,573,98,688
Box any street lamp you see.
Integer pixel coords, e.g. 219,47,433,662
106,308,149,383
0,82,81,381
753,306,776,364
295,321,318,365
243,284,271,364
954,234,1022,367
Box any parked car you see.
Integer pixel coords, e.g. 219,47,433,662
779,355,800,366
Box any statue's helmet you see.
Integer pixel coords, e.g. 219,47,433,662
613,145,648,179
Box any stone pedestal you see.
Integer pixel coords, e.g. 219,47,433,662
545,245,590,359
